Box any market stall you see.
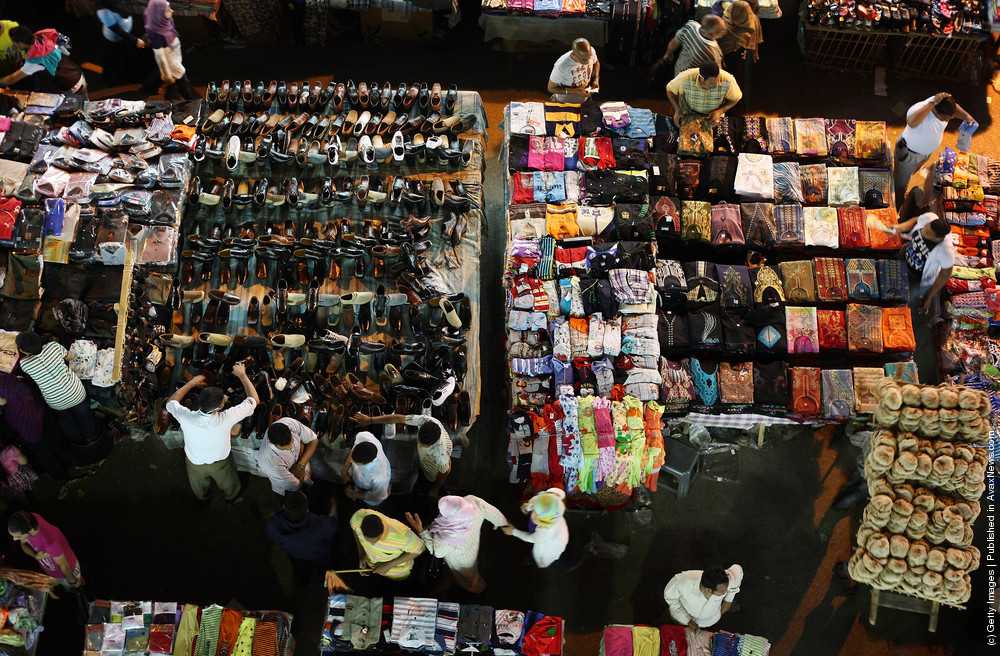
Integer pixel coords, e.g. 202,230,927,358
0,567,50,656
85,599,293,654
801,1,990,78
501,99,927,506
0,90,194,434
478,0,622,49
138,80,487,489
600,624,771,656
321,594,563,655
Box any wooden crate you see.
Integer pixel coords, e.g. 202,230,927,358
890,33,985,80
803,27,890,72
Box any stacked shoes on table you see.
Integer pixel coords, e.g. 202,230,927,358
804,0,989,36
0,92,196,407
140,79,481,444
503,101,922,494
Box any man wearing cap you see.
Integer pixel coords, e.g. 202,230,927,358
893,92,974,208
663,565,743,632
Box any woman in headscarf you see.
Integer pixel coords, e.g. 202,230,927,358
501,488,569,568
405,495,509,593
716,0,763,72
143,0,198,99
0,27,87,99
95,0,146,86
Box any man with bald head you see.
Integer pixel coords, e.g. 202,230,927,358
548,37,600,103
663,14,726,76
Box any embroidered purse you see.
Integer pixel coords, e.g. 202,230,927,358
684,261,718,304
719,362,754,405
821,369,855,418
814,257,848,301
681,200,711,242
717,264,752,308
779,260,816,302
845,258,880,300
741,202,777,248
686,303,722,349
852,366,883,414
752,265,785,304
789,366,822,416
881,307,916,352
774,203,805,244
877,260,908,301
785,306,819,354
837,206,871,248
846,303,884,353
817,309,847,349
753,304,786,353
754,361,788,411
710,203,745,245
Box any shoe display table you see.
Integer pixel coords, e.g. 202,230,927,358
147,82,487,489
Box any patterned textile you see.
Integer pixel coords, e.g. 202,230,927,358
710,203,744,245
855,121,887,160
821,369,855,418
681,200,711,242
814,257,847,301
852,367,883,414
825,118,856,158
719,362,753,404
785,306,819,354
223,0,278,42
740,202,776,247
734,153,773,199
740,116,768,152
752,265,784,304
779,260,815,302
837,206,870,248
817,309,847,349
877,260,908,302
884,361,918,383
845,258,879,300
794,118,827,156
803,206,838,248
846,303,883,353
765,117,794,154
774,203,804,244
866,208,902,249
881,307,915,352
857,168,891,202
799,164,828,204
789,366,821,416
772,162,804,203
827,166,859,206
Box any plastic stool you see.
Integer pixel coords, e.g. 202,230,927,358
659,438,700,498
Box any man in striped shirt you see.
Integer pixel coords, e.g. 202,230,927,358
352,412,453,498
16,331,95,443
662,14,726,77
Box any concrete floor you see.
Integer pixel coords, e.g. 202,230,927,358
1,1,997,655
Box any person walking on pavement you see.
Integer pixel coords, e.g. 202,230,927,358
165,363,259,505
143,0,199,100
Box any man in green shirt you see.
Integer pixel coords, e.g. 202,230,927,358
0,21,21,77
666,61,743,127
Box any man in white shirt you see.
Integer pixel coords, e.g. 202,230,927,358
257,417,318,495
342,431,391,506
351,412,453,497
547,38,600,103
894,92,973,208
166,363,260,505
663,565,743,631
890,211,955,314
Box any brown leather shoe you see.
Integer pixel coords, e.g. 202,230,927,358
430,83,442,112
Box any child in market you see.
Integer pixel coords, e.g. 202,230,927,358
0,398,39,503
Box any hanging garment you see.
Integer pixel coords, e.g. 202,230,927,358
764,117,793,154
716,264,752,308
710,203,745,245
854,121,887,160
680,200,711,242
877,260,908,302
741,116,770,152
391,597,439,650
866,208,902,249
803,206,839,248
837,206,870,248
719,362,753,404
772,162,804,203
740,201,776,248
794,118,828,156
827,166,860,206
754,361,789,410
689,358,719,406
852,366,883,415
752,265,785,304
774,203,805,244
799,164,828,205
684,261,719,304
753,304,786,354
881,307,916,352
826,118,857,158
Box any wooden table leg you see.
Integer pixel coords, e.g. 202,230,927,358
869,588,880,626
929,602,939,632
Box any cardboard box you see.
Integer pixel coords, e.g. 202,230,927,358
361,6,434,41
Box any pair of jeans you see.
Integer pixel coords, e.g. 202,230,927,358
53,398,96,443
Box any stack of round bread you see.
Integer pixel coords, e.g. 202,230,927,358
873,379,991,445
863,430,988,500
848,532,979,604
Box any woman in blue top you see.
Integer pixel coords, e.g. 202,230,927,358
95,0,147,86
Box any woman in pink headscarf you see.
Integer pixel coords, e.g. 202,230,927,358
405,495,508,593
143,0,197,99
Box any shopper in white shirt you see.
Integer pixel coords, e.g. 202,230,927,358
893,92,973,208
501,487,569,567
663,565,744,631
547,38,600,103
165,363,259,505
257,417,318,495
342,431,391,506
352,412,453,497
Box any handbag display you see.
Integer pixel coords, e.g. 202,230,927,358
814,257,847,301
789,366,822,416
785,306,819,354
779,260,816,302
881,307,916,352
846,303,884,353
845,258,880,300
817,309,848,349
719,361,754,405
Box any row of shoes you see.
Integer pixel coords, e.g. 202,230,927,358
806,0,986,33
189,174,474,213
198,130,475,173
205,80,462,117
